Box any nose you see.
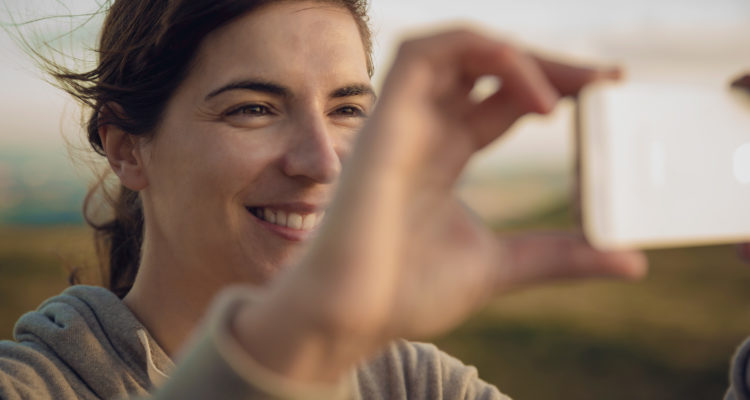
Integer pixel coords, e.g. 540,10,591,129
280,113,342,184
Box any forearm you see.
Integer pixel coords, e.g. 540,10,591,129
231,286,368,386
150,287,354,400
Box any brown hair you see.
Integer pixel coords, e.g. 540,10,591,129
45,0,373,298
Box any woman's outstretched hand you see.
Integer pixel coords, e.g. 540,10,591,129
233,29,648,384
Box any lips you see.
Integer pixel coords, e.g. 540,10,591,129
246,206,325,231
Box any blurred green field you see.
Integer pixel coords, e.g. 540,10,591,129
2,212,750,399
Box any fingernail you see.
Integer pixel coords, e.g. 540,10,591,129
600,67,624,80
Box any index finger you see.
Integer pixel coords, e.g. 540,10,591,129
388,29,559,112
534,57,622,97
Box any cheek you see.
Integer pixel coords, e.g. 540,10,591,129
150,127,282,205
329,125,360,168
208,137,279,196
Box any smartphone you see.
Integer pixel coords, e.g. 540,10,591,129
577,80,750,250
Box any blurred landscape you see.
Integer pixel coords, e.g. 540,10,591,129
0,146,86,225
2,166,750,399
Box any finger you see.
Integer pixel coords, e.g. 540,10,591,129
534,57,622,97
494,232,648,291
404,31,564,149
464,54,624,148
731,74,750,91
464,51,562,148
459,42,561,114
385,30,559,112
374,29,566,163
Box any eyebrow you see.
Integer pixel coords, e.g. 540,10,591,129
205,79,376,102
205,80,290,100
331,84,376,101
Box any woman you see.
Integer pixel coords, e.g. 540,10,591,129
0,0,648,398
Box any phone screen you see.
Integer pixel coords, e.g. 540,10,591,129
577,81,750,250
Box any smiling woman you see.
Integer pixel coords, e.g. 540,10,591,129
59,0,373,301
0,0,652,399
110,1,379,358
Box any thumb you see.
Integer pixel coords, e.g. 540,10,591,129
495,232,648,291
731,73,750,90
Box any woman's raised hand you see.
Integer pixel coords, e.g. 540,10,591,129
234,29,648,384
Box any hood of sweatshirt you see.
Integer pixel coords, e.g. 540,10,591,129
12,285,174,399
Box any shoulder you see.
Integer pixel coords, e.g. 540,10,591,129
2,285,156,399
13,285,143,370
14,285,122,340
0,338,82,399
354,339,511,399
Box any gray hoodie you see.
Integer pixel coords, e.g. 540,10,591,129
0,285,508,399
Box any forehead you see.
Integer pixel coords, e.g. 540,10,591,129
188,1,369,95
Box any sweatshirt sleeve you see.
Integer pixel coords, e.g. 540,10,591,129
355,339,512,400
149,288,354,400
726,337,750,400
151,288,512,400
0,341,82,400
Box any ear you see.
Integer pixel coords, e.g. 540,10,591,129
99,123,149,191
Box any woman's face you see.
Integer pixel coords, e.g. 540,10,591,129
137,1,373,285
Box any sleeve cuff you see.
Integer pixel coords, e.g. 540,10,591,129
151,287,354,400
729,337,750,400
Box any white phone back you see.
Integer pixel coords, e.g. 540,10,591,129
579,81,750,250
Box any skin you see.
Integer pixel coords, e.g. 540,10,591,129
100,2,374,356
102,1,650,388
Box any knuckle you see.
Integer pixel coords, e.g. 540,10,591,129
396,38,430,62
494,42,521,63
449,27,477,39
397,39,419,55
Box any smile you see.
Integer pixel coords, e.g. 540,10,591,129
246,207,325,231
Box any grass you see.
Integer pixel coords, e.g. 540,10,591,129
1,211,749,399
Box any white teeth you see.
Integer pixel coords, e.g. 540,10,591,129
254,207,324,231
276,210,287,226
264,208,276,224
287,213,303,230
301,214,316,230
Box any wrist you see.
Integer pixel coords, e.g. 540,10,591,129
229,287,363,385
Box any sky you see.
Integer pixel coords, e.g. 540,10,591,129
0,0,749,175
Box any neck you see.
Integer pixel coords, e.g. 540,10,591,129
123,242,223,357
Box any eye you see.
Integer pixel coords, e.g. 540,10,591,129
333,105,366,118
225,104,273,117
